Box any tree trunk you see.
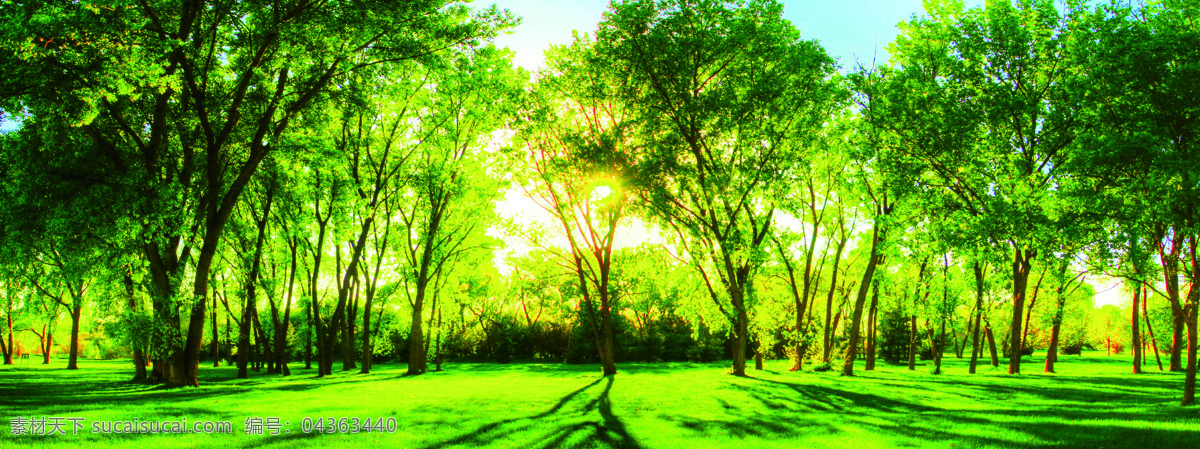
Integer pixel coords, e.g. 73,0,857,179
1171,316,1185,372
237,188,274,379
1182,241,1198,406
1143,283,1164,371
274,248,296,377
841,223,882,377
1008,246,1035,374
408,295,428,375
1157,233,1186,372
1020,269,1045,354
67,302,81,370
865,281,879,371
210,289,220,368
360,289,374,374
407,202,448,376
1132,282,1143,374
237,293,253,379
224,313,231,367
305,296,313,370
1182,306,1197,406
933,319,945,375
308,178,334,377
359,220,389,375
599,295,617,376
985,323,1000,367
959,315,972,359
969,261,986,374
343,281,357,371
126,275,148,380
45,326,54,365
1044,322,1060,373
253,309,268,373
820,238,848,364
951,321,964,359
731,304,749,376
907,315,918,370
433,309,444,372
2,303,12,365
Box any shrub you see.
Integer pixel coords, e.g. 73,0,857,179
877,307,912,364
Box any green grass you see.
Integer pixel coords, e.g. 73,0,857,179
1,353,1197,448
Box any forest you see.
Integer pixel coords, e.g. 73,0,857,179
0,0,1199,447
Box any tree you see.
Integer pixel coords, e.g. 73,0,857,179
1,0,515,387
1070,0,1200,404
398,47,516,375
596,0,839,376
515,36,640,376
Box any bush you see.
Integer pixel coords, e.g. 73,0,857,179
877,307,912,364
685,321,727,363
525,321,570,361
484,316,526,363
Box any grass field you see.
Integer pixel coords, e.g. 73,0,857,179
1,353,1197,448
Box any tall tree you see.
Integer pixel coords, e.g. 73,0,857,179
597,0,839,376
399,47,515,375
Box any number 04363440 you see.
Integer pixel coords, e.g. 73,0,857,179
300,417,397,434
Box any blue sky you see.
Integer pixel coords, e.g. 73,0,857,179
487,0,985,72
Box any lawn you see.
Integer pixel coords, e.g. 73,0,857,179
1,353,1197,448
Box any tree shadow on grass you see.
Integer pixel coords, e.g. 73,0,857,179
696,373,1200,449
420,375,643,449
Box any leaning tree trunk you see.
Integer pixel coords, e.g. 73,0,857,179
1044,321,1061,373
842,224,882,377
819,237,848,365
359,223,388,375
985,323,1000,367
1045,291,1067,373
45,326,55,365
1020,270,1045,356
2,306,12,365
1143,284,1164,371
